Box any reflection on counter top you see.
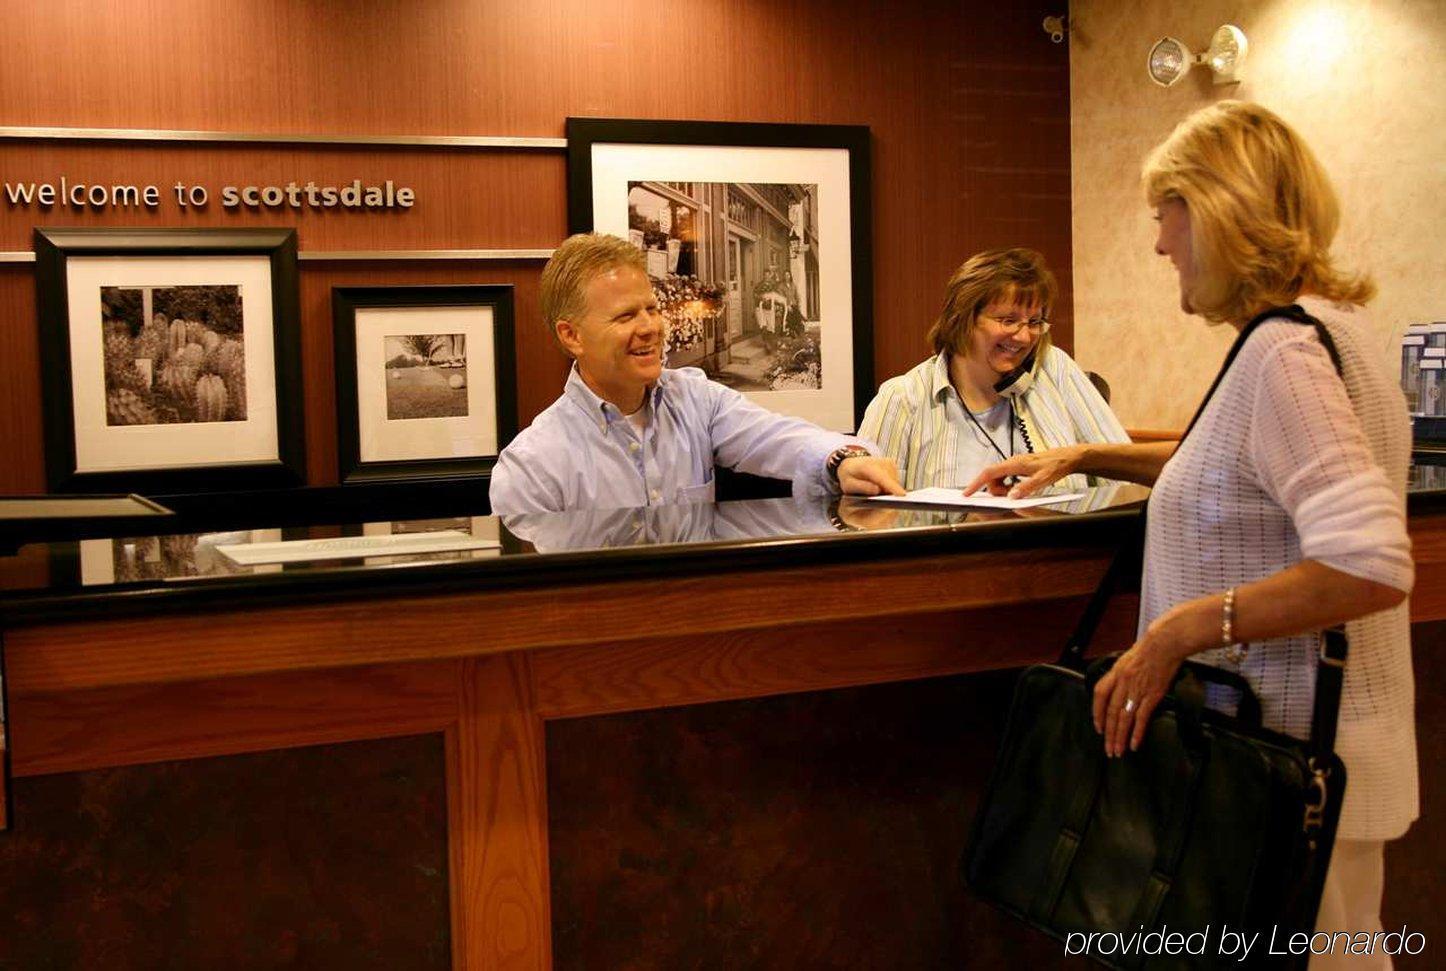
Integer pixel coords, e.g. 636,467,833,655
0,484,1148,616
503,482,1142,553
2,469,1442,622
74,517,504,586
1410,460,1446,493
84,530,281,584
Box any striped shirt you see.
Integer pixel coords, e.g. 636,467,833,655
859,347,1130,491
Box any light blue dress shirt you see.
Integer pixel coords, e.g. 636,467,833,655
488,366,864,515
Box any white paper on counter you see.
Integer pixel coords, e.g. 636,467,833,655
864,487,1085,509
217,530,501,565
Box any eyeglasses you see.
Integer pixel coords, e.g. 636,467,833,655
981,313,1051,335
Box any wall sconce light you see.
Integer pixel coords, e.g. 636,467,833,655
1147,24,1249,87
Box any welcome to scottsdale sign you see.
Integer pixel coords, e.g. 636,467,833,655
4,176,416,211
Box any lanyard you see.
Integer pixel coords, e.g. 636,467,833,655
963,398,1031,462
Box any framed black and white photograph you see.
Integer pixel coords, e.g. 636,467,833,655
34,228,304,493
567,118,873,432
333,285,517,484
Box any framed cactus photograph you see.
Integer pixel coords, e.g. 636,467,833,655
100,285,246,425
34,228,304,494
333,285,517,485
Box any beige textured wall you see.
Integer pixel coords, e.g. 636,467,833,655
1070,0,1446,430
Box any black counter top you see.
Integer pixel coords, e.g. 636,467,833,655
3,471,1443,626
0,485,1149,624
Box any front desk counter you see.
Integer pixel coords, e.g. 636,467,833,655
2,478,1445,969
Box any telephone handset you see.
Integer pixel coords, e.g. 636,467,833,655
993,347,1038,397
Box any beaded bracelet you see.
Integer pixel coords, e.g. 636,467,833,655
1222,586,1249,664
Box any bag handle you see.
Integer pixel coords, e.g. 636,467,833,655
1085,656,1264,729
1174,662,1262,726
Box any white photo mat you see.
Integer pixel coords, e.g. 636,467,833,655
355,305,500,464
589,143,855,431
66,255,279,473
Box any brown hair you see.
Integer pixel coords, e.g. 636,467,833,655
926,247,1058,356
1142,100,1374,324
540,233,648,346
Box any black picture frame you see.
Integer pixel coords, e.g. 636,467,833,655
566,117,874,432
0,493,174,554
34,227,305,494
332,285,517,484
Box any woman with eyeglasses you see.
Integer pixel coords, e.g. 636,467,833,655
859,247,1128,492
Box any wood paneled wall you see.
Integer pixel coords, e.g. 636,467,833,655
0,0,1071,494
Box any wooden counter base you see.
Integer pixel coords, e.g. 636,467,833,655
4,513,1444,968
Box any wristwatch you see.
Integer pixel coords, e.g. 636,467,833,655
825,444,872,482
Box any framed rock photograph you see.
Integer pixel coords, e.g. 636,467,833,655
333,285,517,484
566,118,873,432
34,228,305,494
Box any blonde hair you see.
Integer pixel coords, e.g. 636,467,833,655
1141,100,1374,324
540,233,648,343
926,247,1058,357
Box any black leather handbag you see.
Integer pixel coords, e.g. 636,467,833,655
965,306,1351,969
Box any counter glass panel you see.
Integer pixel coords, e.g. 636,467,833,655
1,466,1442,620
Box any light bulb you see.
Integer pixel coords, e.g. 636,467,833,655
1148,37,1192,87
1206,24,1248,84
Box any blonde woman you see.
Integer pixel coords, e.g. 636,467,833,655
859,248,1128,493
968,102,1414,967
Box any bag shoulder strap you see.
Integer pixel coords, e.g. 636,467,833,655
1179,303,1340,442
1311,626,1348,759
1057,510,1143,667
1239,305,1350,762
1060,305,1350,760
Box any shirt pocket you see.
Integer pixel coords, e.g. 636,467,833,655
676,469,716,505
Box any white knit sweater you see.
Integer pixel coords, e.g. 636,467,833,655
1140,297,1417,841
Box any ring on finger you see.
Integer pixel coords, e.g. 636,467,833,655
1123,698,1138,714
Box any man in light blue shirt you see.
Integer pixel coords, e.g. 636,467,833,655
489,233,904,515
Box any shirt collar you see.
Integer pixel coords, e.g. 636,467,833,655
562,364,672,434
930,350,954,403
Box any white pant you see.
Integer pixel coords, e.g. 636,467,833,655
1310,839,1390,970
